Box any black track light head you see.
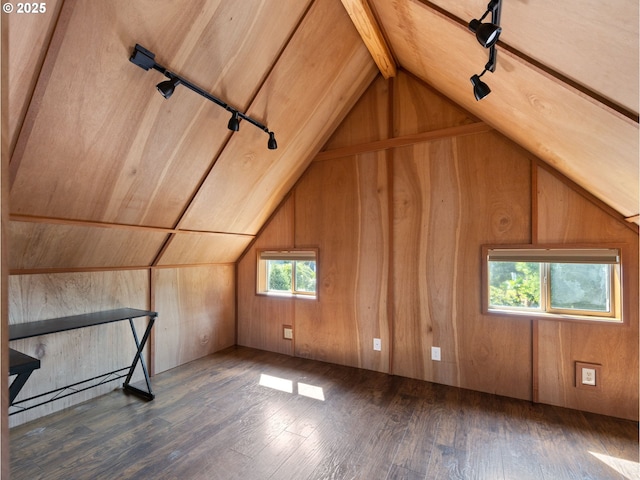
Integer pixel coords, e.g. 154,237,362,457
156,75,181,99
468,19,502,48
471,73,491,101
228,111,240,131
468,0,501,99
268,132,278,150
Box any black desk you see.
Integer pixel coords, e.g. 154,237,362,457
9,308,157,413
9,348,41,405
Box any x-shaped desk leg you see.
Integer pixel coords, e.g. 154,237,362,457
123,315,156,400
10,371,35,405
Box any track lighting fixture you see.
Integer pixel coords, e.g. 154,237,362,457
130,44,277,149
470,71,491,101
468,0,502,48
268,132,277,150
227,111,240,132
156,75,180,99
468,0,502,100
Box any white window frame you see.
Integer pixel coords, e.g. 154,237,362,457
483,245,622,323
257,249,318,299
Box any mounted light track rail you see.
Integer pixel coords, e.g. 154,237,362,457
129,44,277,149
468,0,502,100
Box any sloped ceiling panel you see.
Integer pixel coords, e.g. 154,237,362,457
9,221,168,270
156,232,253,266
427,0,638,114
179,0,378,234
370,0,639,219
7,0,378,270
6,0,63,153
10,0,312,227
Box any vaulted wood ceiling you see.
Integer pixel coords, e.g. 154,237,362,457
5,0,638,271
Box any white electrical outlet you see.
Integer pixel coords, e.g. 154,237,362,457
373,338,382,351
431,346,441,361
283,326,293,340
582,367,596,386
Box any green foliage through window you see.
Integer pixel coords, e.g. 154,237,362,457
263,256,316,297
489,262,540,309
267,261,292,292
486,248,619,321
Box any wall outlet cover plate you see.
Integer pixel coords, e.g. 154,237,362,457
283,326,293,340
431,346,441,361
575,361,602,390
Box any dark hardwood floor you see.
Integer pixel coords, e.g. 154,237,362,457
10,346,639,479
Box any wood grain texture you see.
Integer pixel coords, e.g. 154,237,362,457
323,75,390,151
9,221,168,270
535,166,639,420
10,0,313,227
371,0,639,218
340,0,397,78
9,348,640,480
294,151,390,373
426,0,639,113
8,270,150,426
236,196,295,356
155,232,253,266
392,71,478,136
6,0,63,155
179,0,378,234
238,71,638,419
392,131,532,399
153,265,235,374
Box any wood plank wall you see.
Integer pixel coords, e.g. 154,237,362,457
535,166,639,418
8,265,236,427
153,265,235,374
237,71,639,420
8,270,150,426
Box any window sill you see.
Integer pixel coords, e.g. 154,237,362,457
486,308,622,324
257,292,317,300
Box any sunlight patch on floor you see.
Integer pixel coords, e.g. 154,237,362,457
259,374,325,401
298,382,325,401
259,374,293,393
589,451,639,479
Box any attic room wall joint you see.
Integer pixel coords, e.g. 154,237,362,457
534,159,639,235
9,214,254,237
315,122,492,162
386,76,395,375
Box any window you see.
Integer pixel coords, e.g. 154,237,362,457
257,250,317,298
484,247,621,322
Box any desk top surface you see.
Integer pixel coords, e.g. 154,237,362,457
9,348,41,374
9,308,157,341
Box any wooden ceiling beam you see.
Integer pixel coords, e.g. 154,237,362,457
340,0,397,79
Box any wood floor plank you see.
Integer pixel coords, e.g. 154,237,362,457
9,347,639,480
